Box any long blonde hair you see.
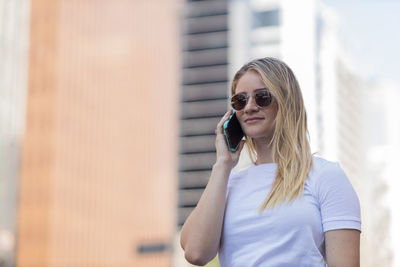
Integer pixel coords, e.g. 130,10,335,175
231,57,313,211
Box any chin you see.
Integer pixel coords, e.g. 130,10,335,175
244,129,274,141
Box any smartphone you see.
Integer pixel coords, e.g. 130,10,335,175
223,111,244,152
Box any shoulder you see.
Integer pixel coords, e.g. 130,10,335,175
227,166,250,187
229,165,251,179
310,155,339,174
309,157,361,232
309,155,359,206
308,155,346,185
308,155,358,201
227,163,276,188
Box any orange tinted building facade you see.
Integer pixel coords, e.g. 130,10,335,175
17,0,181,266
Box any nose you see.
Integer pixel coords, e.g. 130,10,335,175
243,95,259,113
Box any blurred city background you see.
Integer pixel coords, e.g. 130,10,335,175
0,0,399,266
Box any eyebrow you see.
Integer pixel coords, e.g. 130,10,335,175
235,88,268,94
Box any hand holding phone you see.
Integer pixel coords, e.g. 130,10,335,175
223,110,244,152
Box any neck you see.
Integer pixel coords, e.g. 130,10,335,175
253,137,274,165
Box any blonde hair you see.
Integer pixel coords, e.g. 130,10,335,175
231,57,313,211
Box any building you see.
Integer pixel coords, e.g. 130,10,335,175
1,0,182,266
0,0,30,265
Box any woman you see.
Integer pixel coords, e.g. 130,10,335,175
180,57,361,266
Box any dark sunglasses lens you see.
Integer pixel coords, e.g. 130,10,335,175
255,90,272,107
231,94,247,110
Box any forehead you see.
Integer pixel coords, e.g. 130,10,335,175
235,70,266,94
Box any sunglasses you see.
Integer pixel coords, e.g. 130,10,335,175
230,88,273,111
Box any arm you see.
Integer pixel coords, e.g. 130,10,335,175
316,162,361,267
325,229,360,267
180,109,245,266
180,162,231,265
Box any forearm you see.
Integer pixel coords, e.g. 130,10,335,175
325,229,360,267
180,162,231,265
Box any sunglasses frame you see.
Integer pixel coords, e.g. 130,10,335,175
230,88,273,111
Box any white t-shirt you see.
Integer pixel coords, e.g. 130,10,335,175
218,156,361,267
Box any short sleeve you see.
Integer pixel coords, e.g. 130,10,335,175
315,162,361,233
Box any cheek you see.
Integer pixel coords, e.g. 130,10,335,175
236,111,245,124
235,112,247,132
268,104,278,121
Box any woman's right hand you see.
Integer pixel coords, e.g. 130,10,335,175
215,109,246,169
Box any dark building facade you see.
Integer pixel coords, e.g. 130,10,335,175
178,0,229,228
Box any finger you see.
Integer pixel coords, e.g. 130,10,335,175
218,109,233,124
216,109,233,134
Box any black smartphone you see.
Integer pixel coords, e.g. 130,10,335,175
223,111,244,152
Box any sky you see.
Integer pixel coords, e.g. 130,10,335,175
321,0,400,84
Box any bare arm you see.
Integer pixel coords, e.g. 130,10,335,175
180,162,231,265
180,109,245,266
325,229,360,267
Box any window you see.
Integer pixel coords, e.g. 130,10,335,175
252,9,280,28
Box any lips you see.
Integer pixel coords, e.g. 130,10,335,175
245,117,264,123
